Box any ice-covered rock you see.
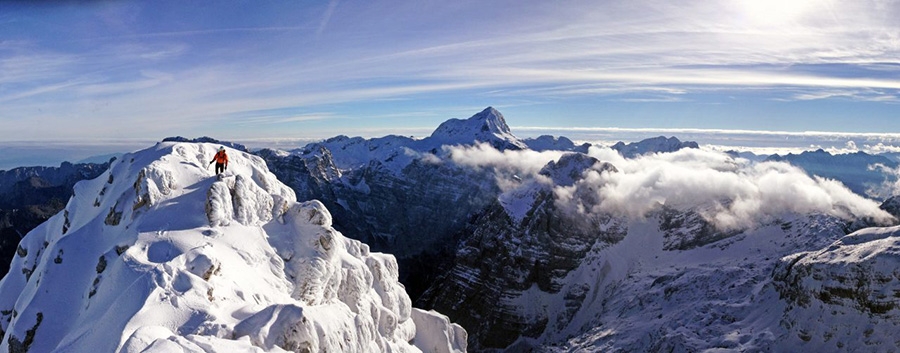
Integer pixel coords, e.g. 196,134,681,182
0,141,465,353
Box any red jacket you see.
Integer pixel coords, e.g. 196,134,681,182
212,150,228,164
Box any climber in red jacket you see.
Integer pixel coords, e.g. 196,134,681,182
209,147,229,174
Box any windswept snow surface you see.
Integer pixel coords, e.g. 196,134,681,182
0,142,465,353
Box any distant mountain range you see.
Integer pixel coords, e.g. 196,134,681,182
766,149,898,199
0,161,110,277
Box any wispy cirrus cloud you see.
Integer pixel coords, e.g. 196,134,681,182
1,0,898,142
791,89,899,102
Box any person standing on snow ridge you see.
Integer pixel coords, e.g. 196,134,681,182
210,147,229,174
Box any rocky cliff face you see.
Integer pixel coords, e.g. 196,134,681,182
419,196,628,350
262,149,500,301
879,195,900,219
418,154,625,350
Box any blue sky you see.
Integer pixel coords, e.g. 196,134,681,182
1,0,899,145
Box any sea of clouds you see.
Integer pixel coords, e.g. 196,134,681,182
447,143,895,230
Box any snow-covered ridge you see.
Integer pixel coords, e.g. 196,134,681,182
293,107,529,174
0,141,465,352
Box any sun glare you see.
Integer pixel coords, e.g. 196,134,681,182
738,0,818,26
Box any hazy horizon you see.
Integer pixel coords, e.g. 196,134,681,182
3,122,899,171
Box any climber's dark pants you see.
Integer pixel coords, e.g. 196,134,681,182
215,163,225,174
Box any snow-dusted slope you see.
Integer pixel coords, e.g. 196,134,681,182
773,225,900,351
0,142,465,353
543,219,900,352
541,215,853,352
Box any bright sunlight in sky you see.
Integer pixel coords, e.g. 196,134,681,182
738,0,820,25
1,0,898,144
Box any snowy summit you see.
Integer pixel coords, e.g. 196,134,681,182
428,107,527,151
0,141,465,352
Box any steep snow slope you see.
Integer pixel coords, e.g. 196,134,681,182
0,142,465,353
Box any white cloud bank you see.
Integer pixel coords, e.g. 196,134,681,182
447,143,895,230
869,163,900,199
444,143,567,191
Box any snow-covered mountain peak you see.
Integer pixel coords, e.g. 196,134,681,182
523,135,590,153
0,141,465,352
612,136,699,158
429,107,527,150
471,106,511,134
539,153,617,187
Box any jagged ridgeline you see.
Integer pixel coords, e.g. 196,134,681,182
0,142,465,352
